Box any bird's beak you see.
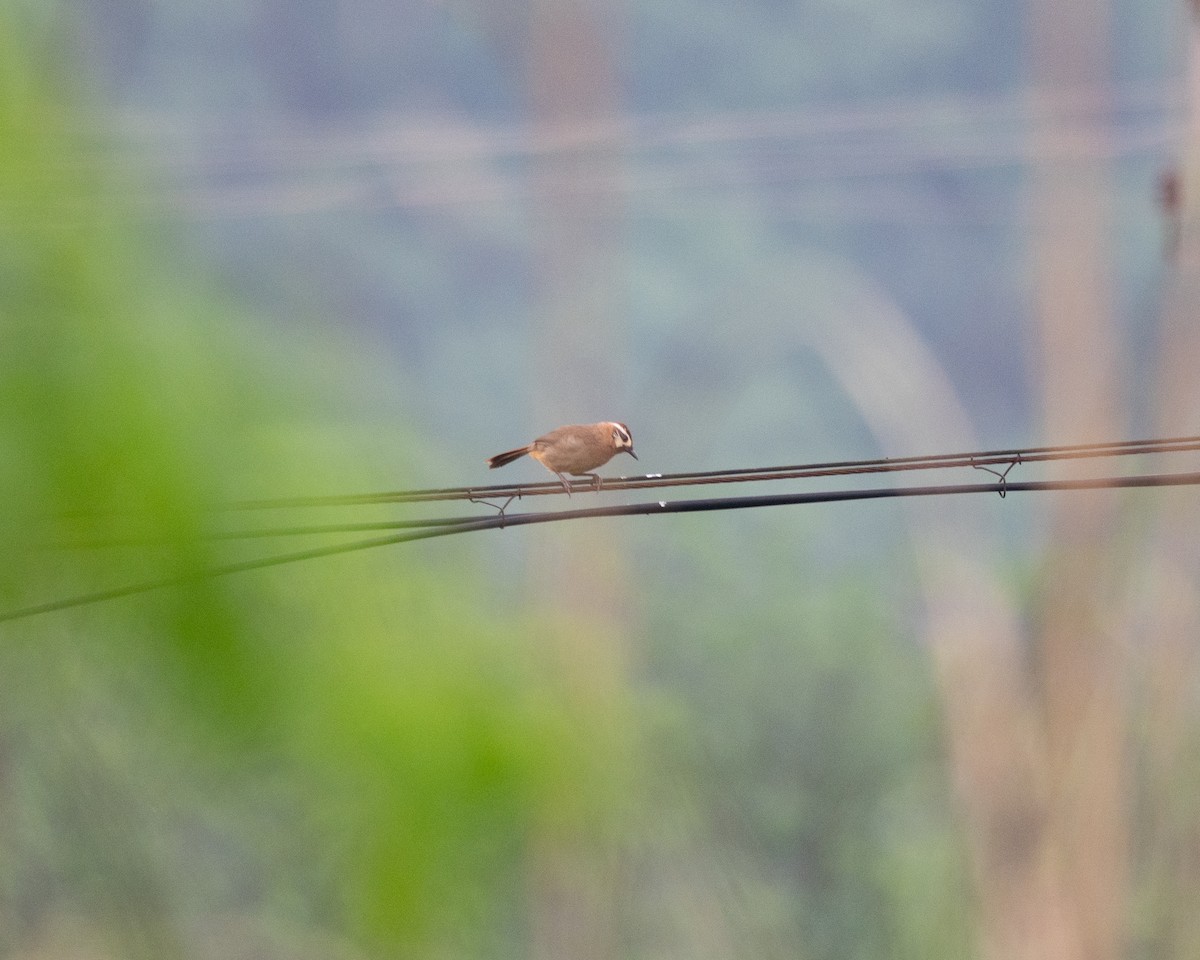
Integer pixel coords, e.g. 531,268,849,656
627,449,638,460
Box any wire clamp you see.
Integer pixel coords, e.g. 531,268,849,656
971,454,1021,498
468,492,518,528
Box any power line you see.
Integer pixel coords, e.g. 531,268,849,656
96,80,1179,220
225,434,1200,509
4,467,1199,625
56,516,480,550
117,79,1176,176
49,434,1200,547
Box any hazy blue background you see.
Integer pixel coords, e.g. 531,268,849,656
69,0,1177,456
1,1,1194,958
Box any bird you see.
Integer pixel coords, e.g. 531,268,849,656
486,421,637,494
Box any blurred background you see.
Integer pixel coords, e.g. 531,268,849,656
2,0,1200,957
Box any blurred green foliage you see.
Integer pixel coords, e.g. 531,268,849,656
6,0,1142,956
0,11,628,958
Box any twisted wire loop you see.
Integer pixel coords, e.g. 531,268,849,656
971,454,1022,498
467,493,518,527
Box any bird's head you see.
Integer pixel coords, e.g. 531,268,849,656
608,422,637,460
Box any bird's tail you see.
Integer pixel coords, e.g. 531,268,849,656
486,445,532,469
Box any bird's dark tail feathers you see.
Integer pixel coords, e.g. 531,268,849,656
486,445,532,469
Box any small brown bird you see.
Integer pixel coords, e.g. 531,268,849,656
486,421,637,494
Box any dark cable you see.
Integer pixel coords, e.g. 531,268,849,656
57,516,479,549
5,468,1198,624
53,434,1200,546
224,434,1200,509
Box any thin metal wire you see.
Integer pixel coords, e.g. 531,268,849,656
225,434,1200,509
5,468,1199,625
56,516,480,549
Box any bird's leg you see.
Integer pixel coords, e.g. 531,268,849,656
555,472,572,497
589,473,603,492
